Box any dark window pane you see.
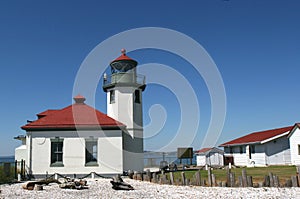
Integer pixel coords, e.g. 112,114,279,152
51,141,63,164
86,141,97,163
135,90,140,103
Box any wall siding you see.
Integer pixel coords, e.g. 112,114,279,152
290,128,300,165
265,136,291,165
27,130,124,175
224,136,291,167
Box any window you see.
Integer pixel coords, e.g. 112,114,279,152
134,90,140,103
250,145,255,154
85,140,98,166
298,145,300,155
249,145,255,159
51,138,64,167
229,147,233,154
110,90,115,104
239,146,243,154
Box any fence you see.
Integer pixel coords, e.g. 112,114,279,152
0,159,26,183
144,151,196,168
14,159,26,180
131,166,300,188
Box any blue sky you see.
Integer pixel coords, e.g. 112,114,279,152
0,0,300,156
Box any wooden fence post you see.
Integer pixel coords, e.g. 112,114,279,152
14,160,18,179
242,169,248,187
226,167,230,186
238,176,243,187
229,172,235,187
296,166,300,187
146,169,151,181
273,175,279,187
207,168,212,186
211,174,216,186
264,175,270,187
247,176,253,187
285,179,292,187
269,172,274,187
195,171,201,186
181,172,186,186
152,172,157,183
291,176,298,187
185,179,190,186
170,172,174,185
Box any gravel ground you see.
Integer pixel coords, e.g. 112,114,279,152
1,178,300,199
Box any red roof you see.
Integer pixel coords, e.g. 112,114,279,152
195,148,213,154
37,110,58,119
219,126,293,147
111,49,137,63
22,95,125,131
113,54,135,62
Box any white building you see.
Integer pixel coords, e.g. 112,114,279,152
195,147,224,167
288,123,300,165
219,126,294,167
15,50,146,177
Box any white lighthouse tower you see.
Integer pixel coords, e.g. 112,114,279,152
103,49,146,172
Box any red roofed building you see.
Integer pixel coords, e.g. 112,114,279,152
195,147,224,167
219,125,296,167
287,123,300,165
15,50,146,177
15,95,133,177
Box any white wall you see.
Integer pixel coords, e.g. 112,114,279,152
107,87,134,131
27,130,124,175
196,155,206,166
207,152,224,166
224,136,291,167
122,131,144,172
15,145,27,162
264,136,291,165
289,127,300,165
107,86,144,171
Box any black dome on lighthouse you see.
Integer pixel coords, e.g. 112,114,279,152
110,49,138,72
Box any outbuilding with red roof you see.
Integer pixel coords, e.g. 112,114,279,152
219,125,299,167
194,147,224,167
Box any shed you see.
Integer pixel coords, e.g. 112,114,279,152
195,147,224,167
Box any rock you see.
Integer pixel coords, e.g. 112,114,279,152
110,175,134,190
34,185,43,191
58,178,68,184
110,181,134,190
112,174,123,183
59,182,76,189
22,181,38,190
58,179,88,190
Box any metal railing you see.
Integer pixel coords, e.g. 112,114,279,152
103,73,145,87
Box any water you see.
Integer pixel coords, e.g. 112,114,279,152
0,156,15,166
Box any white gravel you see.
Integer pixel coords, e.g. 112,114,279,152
1,178,300,199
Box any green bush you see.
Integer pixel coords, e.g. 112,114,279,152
0,165,15,184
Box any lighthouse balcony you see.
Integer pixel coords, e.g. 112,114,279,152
103,72,146,91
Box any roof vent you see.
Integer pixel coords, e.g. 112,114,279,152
73,95,86,104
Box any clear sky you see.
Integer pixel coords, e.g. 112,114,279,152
0,0,299,156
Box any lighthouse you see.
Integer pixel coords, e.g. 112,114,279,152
103,49,146,171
